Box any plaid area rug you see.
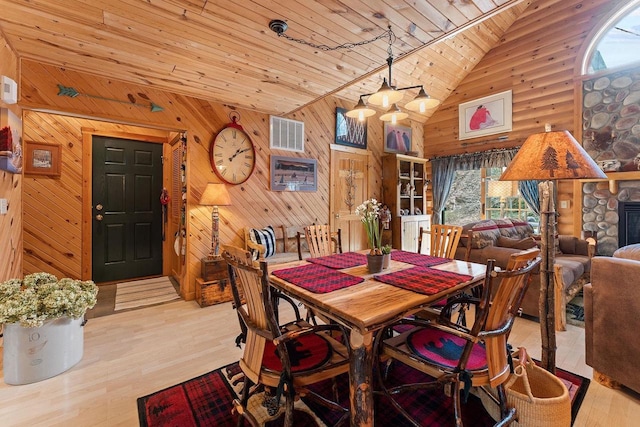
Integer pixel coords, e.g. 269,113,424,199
138,360,589,426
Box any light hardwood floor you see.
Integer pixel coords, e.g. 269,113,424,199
0,299,638,426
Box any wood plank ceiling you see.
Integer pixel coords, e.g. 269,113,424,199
0,0,530,122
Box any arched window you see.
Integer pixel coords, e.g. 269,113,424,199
584,1,640,74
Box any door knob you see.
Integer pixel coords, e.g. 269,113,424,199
96,204,103,211
95,214,104,221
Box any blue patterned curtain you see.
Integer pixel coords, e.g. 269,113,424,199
431,156,457,224
518,180,541,216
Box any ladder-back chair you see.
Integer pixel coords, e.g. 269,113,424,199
374,248,541,426
298,225,342,260
418,224,463,259
222,245,350,427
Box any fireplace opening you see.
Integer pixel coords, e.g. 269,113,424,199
619,202,640,247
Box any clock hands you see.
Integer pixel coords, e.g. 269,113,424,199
228,147,251,162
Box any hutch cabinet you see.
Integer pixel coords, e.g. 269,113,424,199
382,153,430,253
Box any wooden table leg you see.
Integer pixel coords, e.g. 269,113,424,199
349,330,374,426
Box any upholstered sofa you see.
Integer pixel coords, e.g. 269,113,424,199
454,219,595,329
585,244,640,394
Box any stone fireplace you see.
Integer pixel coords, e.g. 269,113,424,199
582,180,640,255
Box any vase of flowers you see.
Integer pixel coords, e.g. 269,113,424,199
0,272,98,385
356,198,385,273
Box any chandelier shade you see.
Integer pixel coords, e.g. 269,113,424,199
379,104,409,124
345,97,377,120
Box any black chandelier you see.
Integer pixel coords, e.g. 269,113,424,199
269,20,440,123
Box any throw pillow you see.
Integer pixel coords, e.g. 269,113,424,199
511,219,535,238
494,218,518,238
470,220,501,249
497,236,538,250
250,225,277,259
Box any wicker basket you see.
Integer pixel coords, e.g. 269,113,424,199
480,349,570,427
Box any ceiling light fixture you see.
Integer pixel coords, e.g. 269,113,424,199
269,21,440,122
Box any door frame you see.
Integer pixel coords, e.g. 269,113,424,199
81,128,171,281
329,143,372,252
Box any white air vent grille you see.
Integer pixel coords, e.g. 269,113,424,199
270,116,304,152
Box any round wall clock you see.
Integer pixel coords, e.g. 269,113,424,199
209,113,256,185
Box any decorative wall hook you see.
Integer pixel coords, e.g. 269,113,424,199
56,84,164,112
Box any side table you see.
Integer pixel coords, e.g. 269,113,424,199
196,257,231,307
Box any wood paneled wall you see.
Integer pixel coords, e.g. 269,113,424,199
424,0,629,234
0,31,22,282
18,60,424,298
12,0,624,292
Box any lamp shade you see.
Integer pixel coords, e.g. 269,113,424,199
487,180,513,198
199,183,231,206
500,130,607,181
404,88,441,113
345,97,377,120
367,78,404,107
379,104,409,124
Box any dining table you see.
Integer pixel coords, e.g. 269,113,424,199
268,249,487,427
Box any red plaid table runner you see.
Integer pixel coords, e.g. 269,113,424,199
272,264,364,293
391,250,450,267
306,252,367,269
373,266,473,295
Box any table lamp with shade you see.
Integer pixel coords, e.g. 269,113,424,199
500,125,606,373
199,183,231,259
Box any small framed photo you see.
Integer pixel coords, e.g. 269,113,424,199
25,142,61,176
271,155,317,192
384,123,412,153
458,90,512,140
335,107,367,149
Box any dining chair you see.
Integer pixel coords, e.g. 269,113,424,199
374,247,541,427
222,245,350,427
298,224,342,260
417,224,463,259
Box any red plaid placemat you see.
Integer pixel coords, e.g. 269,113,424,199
391,250,450,267
373,266,473,295
306,252,367,269
272,264,364,293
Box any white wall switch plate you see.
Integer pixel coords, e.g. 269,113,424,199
0,198,8,214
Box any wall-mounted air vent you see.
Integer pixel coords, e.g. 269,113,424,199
270,116,304,152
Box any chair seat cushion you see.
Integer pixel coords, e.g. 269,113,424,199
406,328,487,371
262,333,332,373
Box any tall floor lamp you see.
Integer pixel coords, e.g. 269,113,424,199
500,126,606,373
199,183,231,259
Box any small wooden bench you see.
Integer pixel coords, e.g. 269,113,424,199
243,225,310,265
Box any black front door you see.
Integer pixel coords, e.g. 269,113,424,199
92,136,164,283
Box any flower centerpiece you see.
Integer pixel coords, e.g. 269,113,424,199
0,272,98,327
356,199,388,273
355,198,383,255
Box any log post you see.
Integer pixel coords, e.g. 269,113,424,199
349,330,374,426
539,181,557,373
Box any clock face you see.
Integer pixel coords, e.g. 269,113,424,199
210,125,256,185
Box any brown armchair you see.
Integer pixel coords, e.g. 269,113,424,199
585,244,640,393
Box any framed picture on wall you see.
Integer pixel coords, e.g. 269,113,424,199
458,90,512,140
384,123,412,153
270,155,317,192
0,108,23,174
335,107,367,149
25,141,61,176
